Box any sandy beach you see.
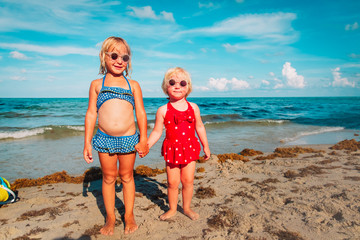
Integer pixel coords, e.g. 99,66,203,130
1,140,360,240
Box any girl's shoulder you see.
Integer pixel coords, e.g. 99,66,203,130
91,77,103,84
128,79,141,90
90,78,103,91
158,103,168,111
157,104,168,116
188,101,199,110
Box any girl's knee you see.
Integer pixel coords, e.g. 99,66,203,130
118,172,134,184
181,178,194,187
102,174,117,185
119,176,134,184
168,179,180,189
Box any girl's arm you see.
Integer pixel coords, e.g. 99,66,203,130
191,102,211,160
147,105,166,149
83,80,98,163
132,80,149,158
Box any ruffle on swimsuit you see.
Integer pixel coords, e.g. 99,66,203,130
161,101,201,165
92,129,139,154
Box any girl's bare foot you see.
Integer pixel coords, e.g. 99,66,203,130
159,209,177,220
183,208,199,220
124,213,138,234
100,216,115,235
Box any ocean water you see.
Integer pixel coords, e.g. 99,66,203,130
1,97,359,182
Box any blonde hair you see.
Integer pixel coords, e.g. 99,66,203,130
161,67,192,98
99,36,132,77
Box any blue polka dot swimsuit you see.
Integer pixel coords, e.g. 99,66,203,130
92,75,139,154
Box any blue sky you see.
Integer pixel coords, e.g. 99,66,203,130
0,0,359,98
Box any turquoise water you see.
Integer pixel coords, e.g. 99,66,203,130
1,97,359,181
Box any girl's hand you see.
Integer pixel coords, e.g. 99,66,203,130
135,141,149,158
83,144,93,164
203,147,211,161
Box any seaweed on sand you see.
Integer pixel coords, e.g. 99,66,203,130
134,165,166,177
330,139,360,151
83,224,103,237
11,167,103,190
255,147,324,160
271,230,304,240
17,206,62,221
233,191,255,201
284,165,325,178
195,186,216,199
13,227,49,240
207,207,239,229
240,148,263,156
217,153,249,163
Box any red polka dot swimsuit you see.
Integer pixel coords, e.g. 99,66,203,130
162,101,201,165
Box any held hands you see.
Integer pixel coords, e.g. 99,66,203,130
135,140,149,158
83,144,93,164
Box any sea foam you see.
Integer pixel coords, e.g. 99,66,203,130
0,127,52,139
281,126,345,143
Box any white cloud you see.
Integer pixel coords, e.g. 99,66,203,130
10,51,30,60
47,75,57,82
262,80,270,85
1,43,97,56
345,22,359,31
223,43,268,52
0,0,117,35
269,72,275,77
128,6,157,19
223,43,238,53
128,6,175,22
160,11,175,22
199,2,215,8
231,78,250,90
331,67,355,87
274,83,284,89
135,48,188,59
203,77,250,91
282,62,305,88
180,12,298,43
10,76,26,81
208,77,229,91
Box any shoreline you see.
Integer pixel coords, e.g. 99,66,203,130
1,140,360,239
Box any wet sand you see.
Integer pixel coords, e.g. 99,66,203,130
1,140,360,239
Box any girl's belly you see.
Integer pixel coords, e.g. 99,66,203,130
97,100,136,136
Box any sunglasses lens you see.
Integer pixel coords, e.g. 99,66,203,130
110,53,118,60
180,80,187,87
122,55,130,62
169,79,176,86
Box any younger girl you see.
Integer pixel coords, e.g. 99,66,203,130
148,67,210,220
83,36,148,235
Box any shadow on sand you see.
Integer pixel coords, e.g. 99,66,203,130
61,167,168,239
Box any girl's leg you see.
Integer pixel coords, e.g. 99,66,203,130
160,164,181,220
98,152,118,235
180,161,199,220
117,152,138,234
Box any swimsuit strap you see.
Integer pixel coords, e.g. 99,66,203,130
101,75,131,92
124,75,132,93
